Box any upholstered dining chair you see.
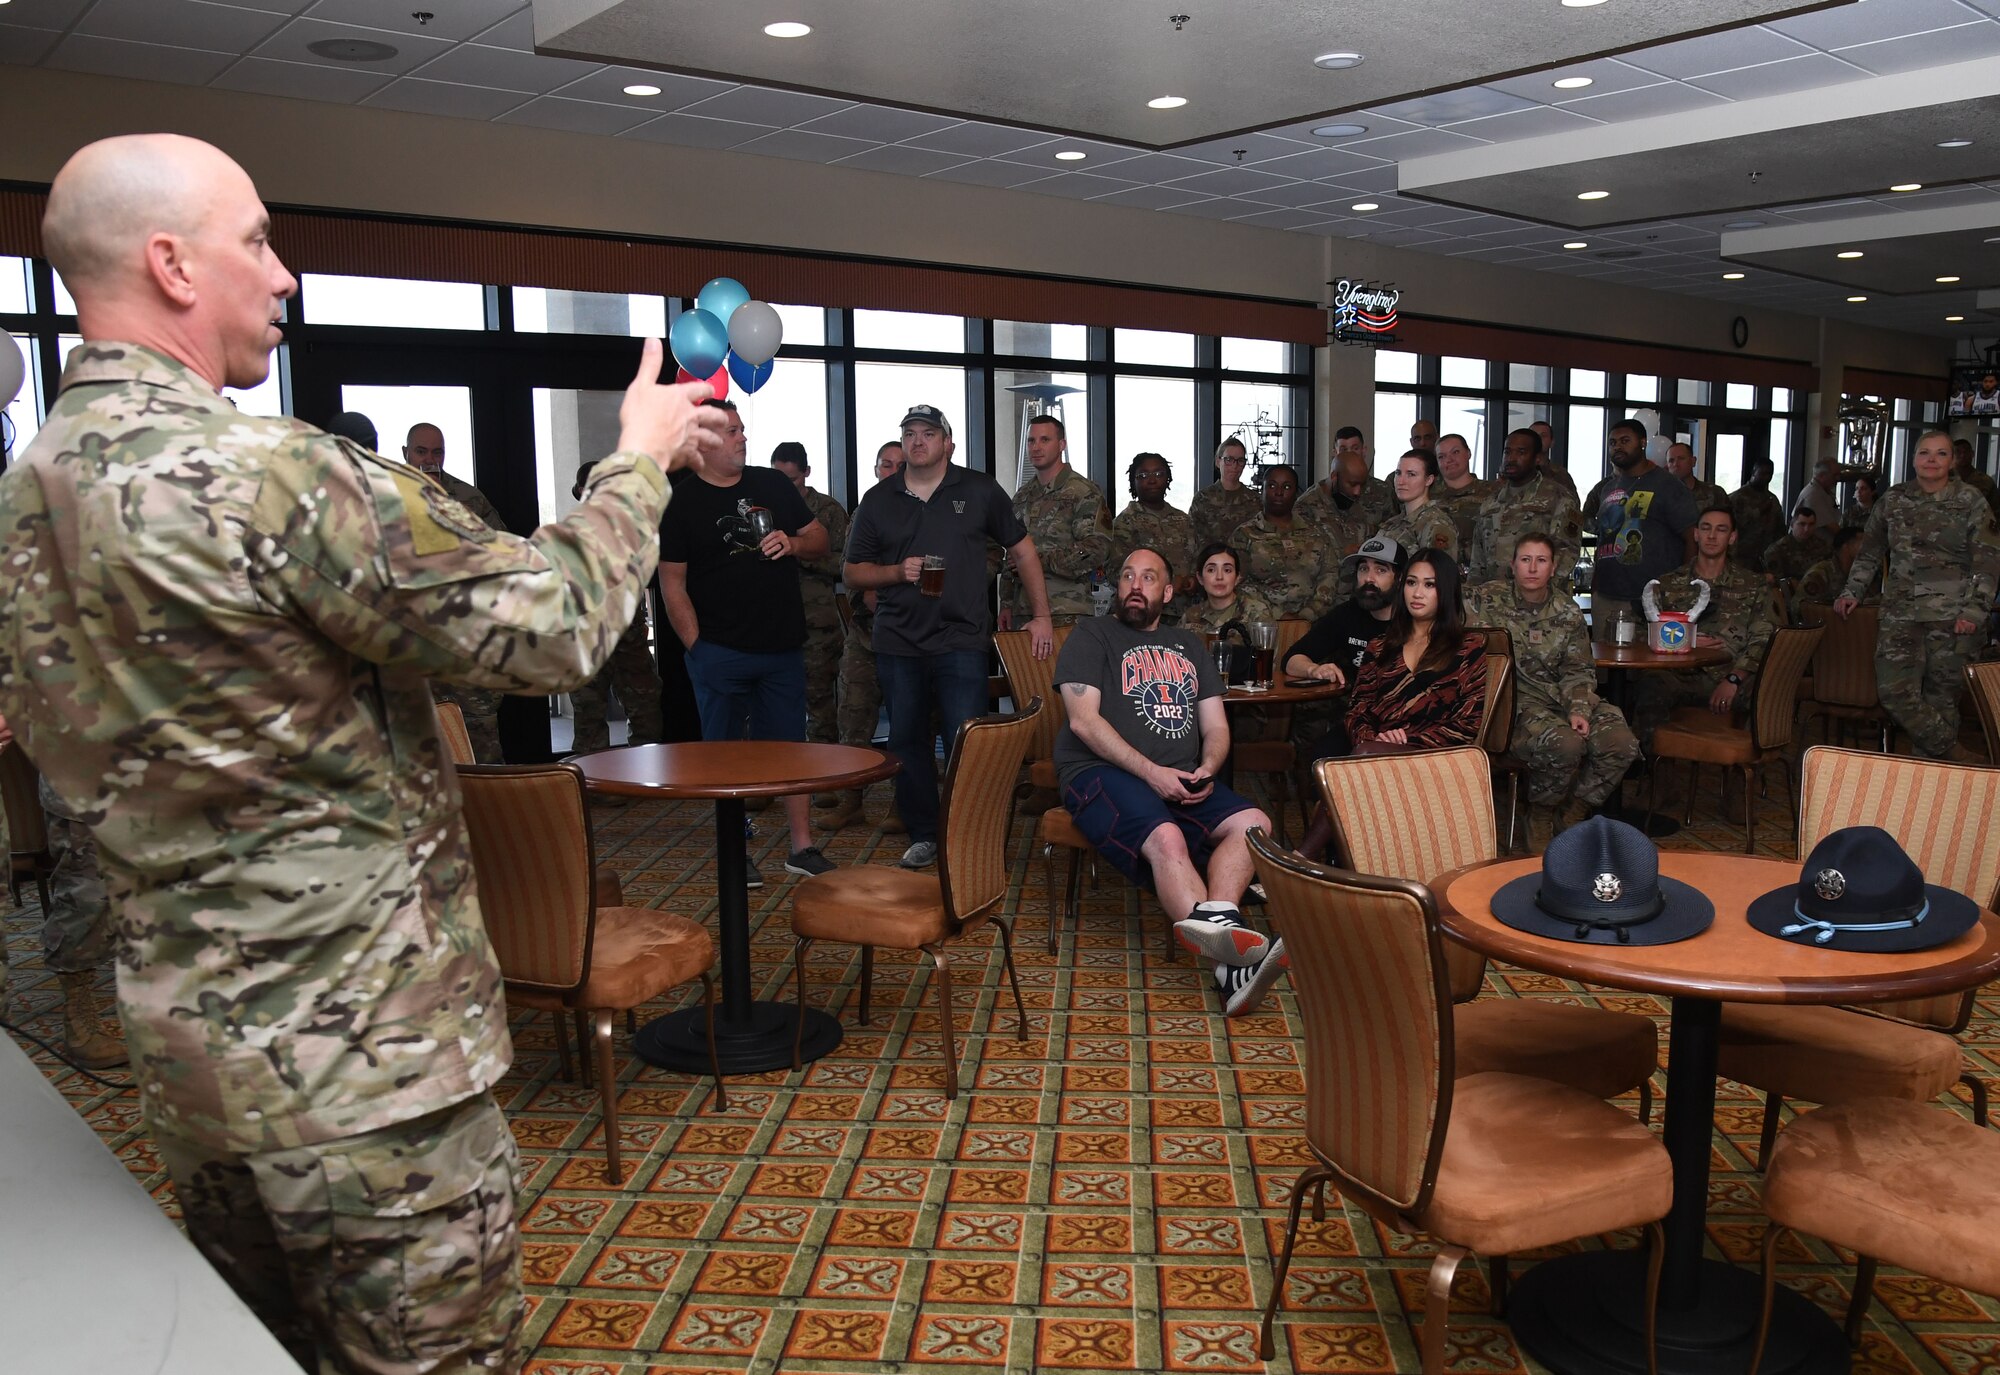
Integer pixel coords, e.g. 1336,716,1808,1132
459,762,724,1185
1717,746,1998,1168
787,700,1041,1099
1465,627,1527,854
1246,831,1671,1374
1315,746,1658,1123
994,628,1094,955
1648,622,1822,854
1795,602,1892,751
1752,1097,2000,1362
0,742,54,912
1968,660,2000,764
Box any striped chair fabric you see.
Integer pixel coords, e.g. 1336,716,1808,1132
940,702,1042,933
994,625,1073,789
1752,624,1822,751
435,700,476,767
458,762,595,993
1969,661,2000,766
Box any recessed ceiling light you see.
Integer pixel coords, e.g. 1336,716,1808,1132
1576,190,1610,200
1723,272,1745,280
1148,95,1187,109
1889,183,1923,192
1553,76,1594,89
1350,202,1380,212
1561,0,1611,7
1724,219,1766,229
1937,275,1961,283
1054,150,1087,161
1846,295,1868,303
1947,315,1966,322
1312,122,1369,138
763,21,810,38
1314,52,1365,70
622,83,662,96
1836,250,1864,259
307,37,398,61
1938,138,1973,148
1563,241,1589,249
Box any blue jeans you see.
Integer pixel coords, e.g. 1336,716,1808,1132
684,641,807,743
876,649,990,845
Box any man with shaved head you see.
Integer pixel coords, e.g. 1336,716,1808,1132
1,134,726,1374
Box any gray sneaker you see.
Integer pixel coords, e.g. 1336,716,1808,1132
785,846,836,878
898,840,938,869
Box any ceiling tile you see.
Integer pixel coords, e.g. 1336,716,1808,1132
1234,181,1360,210
1319,164,1401,194
619,111,774,149
254,16,452,73
1556,80,1727,123
676,85,852,128
1835,22,2000,75
467,5,532,49
1229,207,1332,230
1019,172,1143,201
0,0,95,27
1685,51,1870,100
408,41,598,92
1622,26,1816,79
210,53,391,101
360,77,525,118
730,128,877,164
77,0,289,50
496,95,657,136
1445,105,1601,142
1484,55,1664,104
0,26,63,63
47,33,236,84
904,122,1054,157
1364,227,1458,247
796,103,959,143
1247,147,1393,181
1167,198,1264,222
299,0,523,44
1083,151,1219,183
831,144,969,177
550,66,730,109
1087,184,1216,211
999,138,1143,171
1374,86,1543,125
1345,127,1487,160
1767,0,1983,49
923,158,1054,188
1161,166,1297,197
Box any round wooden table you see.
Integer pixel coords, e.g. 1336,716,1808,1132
1222,678,1344,706
1592,642,1731,836
572,741,899,1075
1436,851,2000,1375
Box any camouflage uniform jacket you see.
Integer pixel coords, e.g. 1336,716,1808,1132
0,343,669,1154
1687,479,1731,517
1651,561,1776,686
1189,483,1262,553
1540,461,1580,500
436,470,505,531
1730,486,1786,573
1228,512,1337,620
1468,471,1583,586
1433,477,1493,559
1465,579,1600,719
1175,586,1277,637
1798,556,1877,606
1009,466,1112,620
1376,500,1460,564
1296,475,1392,540
1845,478,2000,624
1957,467,2000,525
796,484,848,629
1762,532,1829,588
1111,500,1197,580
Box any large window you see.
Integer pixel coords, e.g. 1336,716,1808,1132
854,362,966,503
1114,376,1196,502
302,274,486,330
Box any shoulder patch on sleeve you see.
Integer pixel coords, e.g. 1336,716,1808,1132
389,469,465,556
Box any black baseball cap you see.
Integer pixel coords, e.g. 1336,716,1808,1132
899,405,953,437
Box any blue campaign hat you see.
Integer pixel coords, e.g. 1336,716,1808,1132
1491,815,1713,946
1747,826,1981,953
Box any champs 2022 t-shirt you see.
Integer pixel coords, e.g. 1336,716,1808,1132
1050,614,1225,790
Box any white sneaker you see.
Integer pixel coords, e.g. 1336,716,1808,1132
1174,902,1268,966
1218,939,1288,1017
899,840,938,869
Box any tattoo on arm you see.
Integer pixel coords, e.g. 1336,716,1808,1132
1063,683,1089,697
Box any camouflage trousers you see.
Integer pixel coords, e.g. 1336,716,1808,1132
37,775,113,973
803,617,843,746
838,617,883,748
1510,704,1639,810
154,1092,524,1375
431,684,503,765
570,621,662,754
1877,619,1978,758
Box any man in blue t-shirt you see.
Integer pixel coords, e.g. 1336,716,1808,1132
1582,417,1698,636
1052,548,1281,1016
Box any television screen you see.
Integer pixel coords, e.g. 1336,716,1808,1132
1947,361,2000,417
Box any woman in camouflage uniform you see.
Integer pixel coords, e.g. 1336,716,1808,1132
1177,542,1276,636
1375,448,1460,566
1189,438,1263,551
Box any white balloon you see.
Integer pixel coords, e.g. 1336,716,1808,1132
727,301,783,367
0,336,24,411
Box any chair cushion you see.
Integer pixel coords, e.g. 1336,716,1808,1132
1717,1004,1963,1106
1455,1001,1657,1101
1038,807,1089,850
792,866,948,948
509,907,713,1012
1766,1098,2000,1298
1653,712,1756,765
1420,1072,1671,1257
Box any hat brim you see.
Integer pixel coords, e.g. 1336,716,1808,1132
1745,882,1981,953
1490,873,1714,946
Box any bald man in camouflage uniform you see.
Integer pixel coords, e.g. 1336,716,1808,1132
1469,429,1583,587
566,460,665,754
772,443,849,761
407,422,511,763
1006,414,1111,626
1,132,726,1375
1230,464,1337,620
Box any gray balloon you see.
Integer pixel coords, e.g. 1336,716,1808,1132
0,336,24,411
727,300,783,367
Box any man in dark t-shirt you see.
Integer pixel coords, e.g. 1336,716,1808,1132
1286,534,1403,686
1053,548,1279,1017
1582,417,1697,636
660,399,835,880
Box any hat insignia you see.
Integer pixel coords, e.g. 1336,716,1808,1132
1592,873,1622,903
1813,868,1846,902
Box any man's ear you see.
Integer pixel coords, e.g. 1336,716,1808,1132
144,231,198,308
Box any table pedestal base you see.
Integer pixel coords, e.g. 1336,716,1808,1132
1508,1250,1849,1375
634,1001,843,1076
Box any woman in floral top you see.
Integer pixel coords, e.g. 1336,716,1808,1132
1345,549,1487,751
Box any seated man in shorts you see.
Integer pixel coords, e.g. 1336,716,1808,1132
1052,547,1280,1016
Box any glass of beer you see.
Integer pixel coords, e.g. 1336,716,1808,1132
1247,621,1276,689
919,554,947,597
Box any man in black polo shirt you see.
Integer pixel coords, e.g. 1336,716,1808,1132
844,404,1055,869
660,399,835,883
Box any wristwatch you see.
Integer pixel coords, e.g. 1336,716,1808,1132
1725,673,1743,686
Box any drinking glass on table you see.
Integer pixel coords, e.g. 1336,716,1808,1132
1247,620,1276,689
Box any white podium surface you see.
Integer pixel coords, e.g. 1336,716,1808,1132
0,1037,306,1373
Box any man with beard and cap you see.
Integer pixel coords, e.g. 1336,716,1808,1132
1583,417,1699,636
1228,463,1339,620
1432,431,1492,558
1730,457,1786,575
1280,533,1404,792
1051,548,1277,1017
1469,427,1582,587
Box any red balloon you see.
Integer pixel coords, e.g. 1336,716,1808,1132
674,365,729,401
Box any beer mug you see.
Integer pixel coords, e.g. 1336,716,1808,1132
744,503,776,554
919,554,947,597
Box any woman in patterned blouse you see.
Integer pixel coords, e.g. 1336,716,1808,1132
1345,549,1487,751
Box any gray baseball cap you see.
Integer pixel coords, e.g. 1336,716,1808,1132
1341,534,1405,571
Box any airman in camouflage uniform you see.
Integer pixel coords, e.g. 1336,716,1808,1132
1841,438,2000,759
1378,500,1460,566
1190,440,1262,550
1469,431,1583,587
1730,462,1786,574
1177,584,1277,637
566,461,664,754
1297,441,1393,540
406,423,511,764
1761,509,1831,600
1111,453,1197,581
772,444,849,751
1632,508,1777,744
1954,439,2000,524
1229,466,1337,620
1466,550,1637,826
0,128,725,1375
1006,416,1111,625
824,442,905,831
35,773,124,1067
1797,527,1879,607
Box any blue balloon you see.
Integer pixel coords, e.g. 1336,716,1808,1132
669,308,729,378
727,351,775,395
695,276,750,326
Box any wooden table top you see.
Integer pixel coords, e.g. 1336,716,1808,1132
1437,852,2000,1005
1592,642,1731,672
1223,679,1345,706
571,741,899,800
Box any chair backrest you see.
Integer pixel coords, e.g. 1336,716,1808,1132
0,744,47,858
994,626,1073,766
458,763,596,994
939,699,1043,928
1795,602,1880,709
435,701,476,767
1276,617,1311,664
1800,745,2000,1031
1750,623,1823,751
1248,829,1452,1221
1968,661,2000,765
1477,653,1514,752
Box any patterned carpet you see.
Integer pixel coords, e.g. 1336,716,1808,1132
6,756,1998,1374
